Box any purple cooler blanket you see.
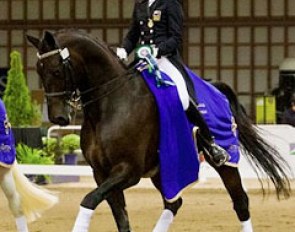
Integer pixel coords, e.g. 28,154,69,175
140,66,240,200
141,70,199,201
186,69,240,164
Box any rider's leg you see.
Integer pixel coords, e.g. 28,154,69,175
157,57,229,166
157,57,190,110
186,98,229,166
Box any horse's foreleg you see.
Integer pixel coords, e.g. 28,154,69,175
215,165,253,232
0,167,28,232
106,190,130,232
72,162,140,232
151,173,183,232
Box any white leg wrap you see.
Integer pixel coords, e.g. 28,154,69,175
72,206,94,232
152,209,174,232
15,215,29,232
241,218,253,232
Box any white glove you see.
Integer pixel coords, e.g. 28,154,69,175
116,47,128,61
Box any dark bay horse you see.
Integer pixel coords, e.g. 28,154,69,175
27,30,291,232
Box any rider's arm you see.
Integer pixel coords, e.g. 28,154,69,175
122,3,141,55
157,0,183,57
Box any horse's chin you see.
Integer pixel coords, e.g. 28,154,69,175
57,120,70,126
50,115,71,126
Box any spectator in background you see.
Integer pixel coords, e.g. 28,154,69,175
282,95,295,126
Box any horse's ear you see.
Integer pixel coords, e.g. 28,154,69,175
26,35,41,49
43,31,58,49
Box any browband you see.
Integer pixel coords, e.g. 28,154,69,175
37,48,70,60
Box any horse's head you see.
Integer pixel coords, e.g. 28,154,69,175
27,31,76,125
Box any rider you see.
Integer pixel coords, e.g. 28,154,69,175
116,0,229,166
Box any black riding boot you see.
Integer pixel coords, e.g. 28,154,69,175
185,99,229,166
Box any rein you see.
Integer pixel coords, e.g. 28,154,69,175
37,47,136,109
79,71,134,108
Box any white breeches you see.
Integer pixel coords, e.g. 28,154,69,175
157,56,190,110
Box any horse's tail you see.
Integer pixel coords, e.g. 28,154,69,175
213,82,292,198
11,162,59,222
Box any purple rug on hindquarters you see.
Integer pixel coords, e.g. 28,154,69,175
186,68,240,165
141,70,199,201
0,100,16,168
139,65,240,200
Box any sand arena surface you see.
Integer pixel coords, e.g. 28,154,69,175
1,178,295,232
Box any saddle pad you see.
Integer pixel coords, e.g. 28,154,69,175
140,69,199,201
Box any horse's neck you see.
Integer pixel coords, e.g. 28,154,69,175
59,34,124,87
78,46,125,88
75,44,131,118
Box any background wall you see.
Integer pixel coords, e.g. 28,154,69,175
0,0,295,119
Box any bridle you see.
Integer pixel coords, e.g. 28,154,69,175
37,47,135,109
37,48,80,105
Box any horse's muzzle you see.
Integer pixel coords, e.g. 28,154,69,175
50,115,71,126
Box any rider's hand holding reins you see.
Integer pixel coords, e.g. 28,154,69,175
116,47,128,61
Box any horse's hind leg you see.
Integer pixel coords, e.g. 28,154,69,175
72,162,140,232
151,173,183,232
106,190,130,232
0,167,28,232
215,165,253,232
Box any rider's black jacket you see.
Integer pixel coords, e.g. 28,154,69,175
122,0,196,97
122,0,183,59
